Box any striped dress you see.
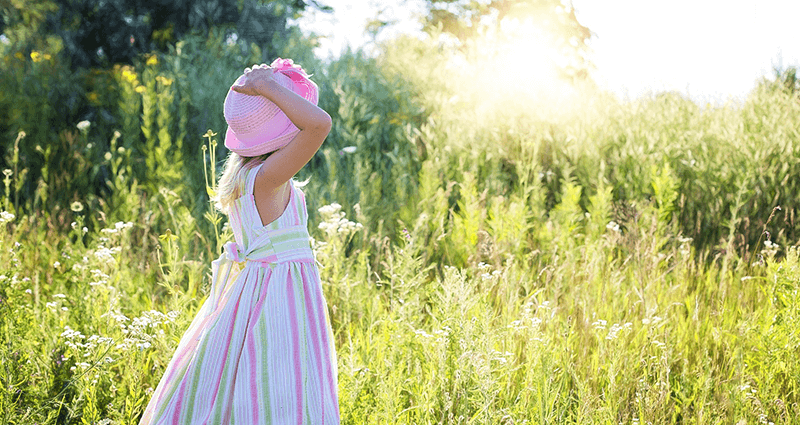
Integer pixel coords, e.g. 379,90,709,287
139,163,339,424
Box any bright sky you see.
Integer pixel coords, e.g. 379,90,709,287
297,0,800,103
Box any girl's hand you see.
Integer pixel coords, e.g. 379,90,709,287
231,64,277,97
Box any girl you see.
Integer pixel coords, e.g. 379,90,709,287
139,58,339,424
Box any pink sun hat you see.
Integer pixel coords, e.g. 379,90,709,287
223,58,319,157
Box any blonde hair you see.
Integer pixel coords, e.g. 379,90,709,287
212,151,310,212
212,152,271,212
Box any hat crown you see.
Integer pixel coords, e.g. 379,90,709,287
222,66,319,157
223,72,291,138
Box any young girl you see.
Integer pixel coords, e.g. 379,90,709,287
139,58,339,424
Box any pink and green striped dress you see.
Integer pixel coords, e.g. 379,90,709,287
140,163,340,424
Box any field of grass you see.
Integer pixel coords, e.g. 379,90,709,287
1,34,800,424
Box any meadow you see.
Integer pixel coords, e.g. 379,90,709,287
1,32,799,424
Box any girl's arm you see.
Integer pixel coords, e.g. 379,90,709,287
231,65,332,190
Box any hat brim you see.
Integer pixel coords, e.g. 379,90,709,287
224,123,300,157
224,70,319,157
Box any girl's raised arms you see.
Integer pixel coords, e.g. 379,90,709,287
231,64,332,191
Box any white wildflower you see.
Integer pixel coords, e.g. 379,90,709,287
0,211,15,223
508,320,525,330
341,146,357,154
53,293,67,299
94,246,120,264
591,319,607,331
762,240,779,257
414,329,432,338
642,316,663,325
76,120,91,131
606,322,632,340
317,203,342,216
606,221,620,232
225,32,238,47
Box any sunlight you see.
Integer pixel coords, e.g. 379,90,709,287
494,19,562,95
444,13,582,124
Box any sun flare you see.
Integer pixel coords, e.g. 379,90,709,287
444,14,581,123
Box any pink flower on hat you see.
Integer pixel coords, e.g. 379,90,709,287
270,57,309,78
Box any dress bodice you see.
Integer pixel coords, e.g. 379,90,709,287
224,163,314,265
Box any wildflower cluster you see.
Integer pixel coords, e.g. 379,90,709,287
414,325,452,343
0,210,15,224
477,262,502,281
60,325,114,363
489,349,514,364
762,239,779,259
100,221,134,235
29,50,53,62
506,300,549,344
76,120,91,132
46,293,70,312
105,309,180,351
317,203,363,238
677,236,693,256
87,268,110,286
592,319,633,340
93,244,121,265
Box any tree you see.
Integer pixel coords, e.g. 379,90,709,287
421,0,592,80
34,0,330,69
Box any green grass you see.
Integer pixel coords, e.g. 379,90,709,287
1,35,800,424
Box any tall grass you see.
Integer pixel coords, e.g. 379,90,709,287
1,33,799,424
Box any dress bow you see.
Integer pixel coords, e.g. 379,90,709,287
203,241,245,321
223,241,242,262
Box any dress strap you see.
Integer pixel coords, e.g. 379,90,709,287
245,163,264,196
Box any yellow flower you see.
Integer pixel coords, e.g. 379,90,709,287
30,51,42,62
122,68,137,83
87,92,99,103
44,54,52,61
159,229,178,242
156,75,173,86
146,55,158,66
135,85,146,94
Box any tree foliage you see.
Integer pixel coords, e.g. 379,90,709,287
0,0,329,69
